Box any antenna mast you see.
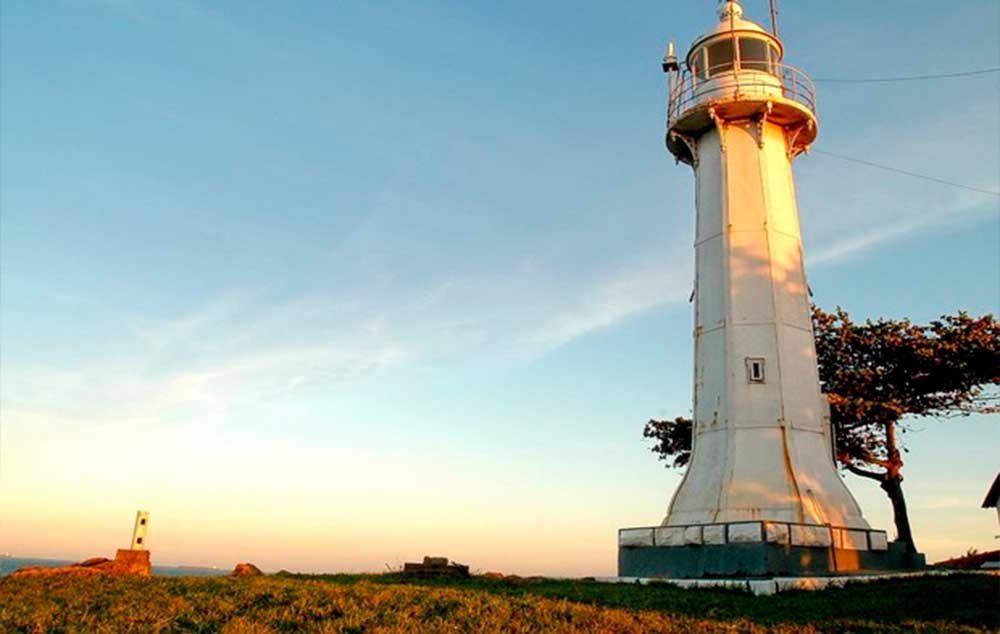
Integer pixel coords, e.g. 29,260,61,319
769,0,780,37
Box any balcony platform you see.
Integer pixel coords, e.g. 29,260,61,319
665,64,818,164
667,95,817,164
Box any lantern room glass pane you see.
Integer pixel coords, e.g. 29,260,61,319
706,40,734,76
690,50,703,79
739,38,770,72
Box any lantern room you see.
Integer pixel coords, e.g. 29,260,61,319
688,2,783,80
663,1,818,165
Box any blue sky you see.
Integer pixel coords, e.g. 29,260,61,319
1,0,998,574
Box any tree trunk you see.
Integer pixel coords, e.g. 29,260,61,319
880,474,918,554
877,420,918,554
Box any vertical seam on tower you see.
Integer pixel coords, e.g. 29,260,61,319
666,138,704,524
761,120,803,522
717,125,733,523
760,121,786,424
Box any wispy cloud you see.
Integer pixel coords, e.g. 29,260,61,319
808,200,998,267
526,258,691,350
0,293,411,428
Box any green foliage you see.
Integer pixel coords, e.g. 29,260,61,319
814,307,999,552
643,417,693,468
812,307,1000,478
1,573,995,633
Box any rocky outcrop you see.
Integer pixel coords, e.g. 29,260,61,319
231,562,263,577
12,550,151,578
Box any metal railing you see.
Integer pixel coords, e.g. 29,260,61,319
620,520,888,550
668,63,817,127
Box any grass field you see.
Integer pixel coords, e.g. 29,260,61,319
1,572,995,633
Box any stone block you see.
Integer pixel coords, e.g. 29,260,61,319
869,531,889,551
728,522,763,543
654,526,685,547
619,528,654,548
833,529,869,551
747,579,777,596
702,524,726,545
683,526,703,545
764,522,789,544
113,549,152,576
790,525,832,547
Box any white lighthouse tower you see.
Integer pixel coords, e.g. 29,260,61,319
663,1,868,532
619,2,922,577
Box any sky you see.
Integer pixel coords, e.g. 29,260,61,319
1,0,998,576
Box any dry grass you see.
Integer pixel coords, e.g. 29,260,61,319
1,573,993,634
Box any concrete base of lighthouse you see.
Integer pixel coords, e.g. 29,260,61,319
618,523,926,578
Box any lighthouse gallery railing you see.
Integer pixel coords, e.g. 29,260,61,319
668,63,817,127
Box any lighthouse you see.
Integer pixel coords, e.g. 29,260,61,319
618,2,924,577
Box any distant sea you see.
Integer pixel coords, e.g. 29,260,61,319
0,556,227,577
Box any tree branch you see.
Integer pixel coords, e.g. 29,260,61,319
838,459,884,482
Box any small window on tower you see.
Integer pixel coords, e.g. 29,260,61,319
746,358,766,383
136,537,143,545
140,518,146,526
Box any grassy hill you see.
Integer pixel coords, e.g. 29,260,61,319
1,572,995,633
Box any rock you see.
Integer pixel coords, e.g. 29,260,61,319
12,566,103,578
482,571,505,580
232,562,263,577
402,556,470,578
77,557,111,568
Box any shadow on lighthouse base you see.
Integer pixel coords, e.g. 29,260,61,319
619,541,926,579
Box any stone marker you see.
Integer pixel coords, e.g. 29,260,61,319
12,510,152,577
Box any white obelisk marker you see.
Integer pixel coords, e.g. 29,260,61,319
130,510,150,550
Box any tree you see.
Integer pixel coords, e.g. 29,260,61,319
644,306,1000,554
642,417,693,469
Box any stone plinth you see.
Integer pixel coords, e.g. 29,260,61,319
113,549,152,576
